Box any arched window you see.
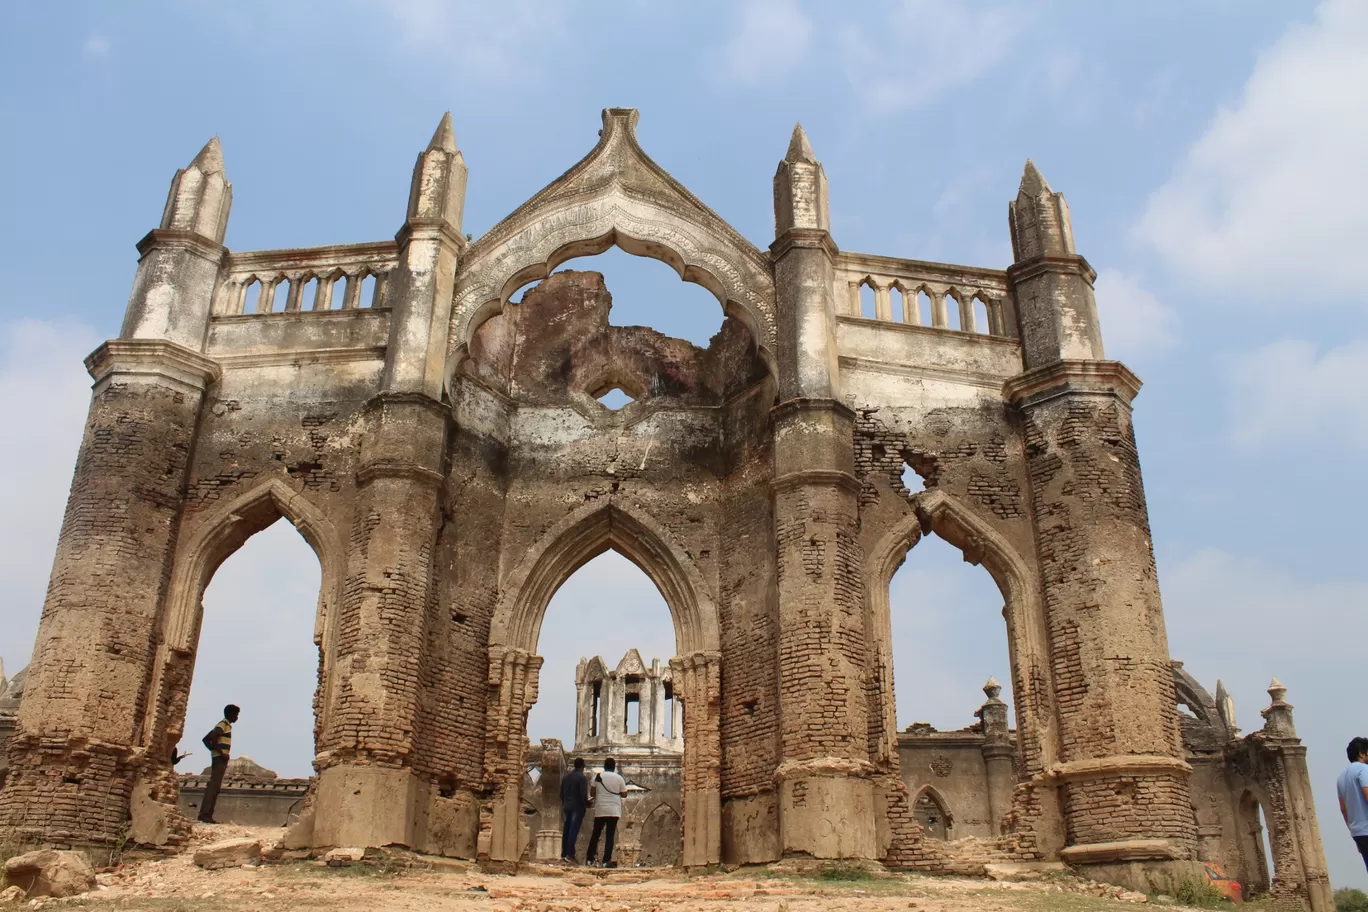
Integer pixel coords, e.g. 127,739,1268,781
913,787,950,840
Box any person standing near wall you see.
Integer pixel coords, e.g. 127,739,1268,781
1339,736,1368,872
586,757,625,868
560,757,590,863
197,704,240,824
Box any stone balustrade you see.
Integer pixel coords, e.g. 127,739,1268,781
835,254,1015,338
212,242,399,316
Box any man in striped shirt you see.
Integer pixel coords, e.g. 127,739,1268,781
197,704,240,824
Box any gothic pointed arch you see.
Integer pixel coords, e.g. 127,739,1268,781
490,498,720,656
865,490,1058,775
447,108,777,389
162,477,343,655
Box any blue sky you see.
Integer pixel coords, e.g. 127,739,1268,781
2,0,1365,889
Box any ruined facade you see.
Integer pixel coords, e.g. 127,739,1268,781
0,109,1331,908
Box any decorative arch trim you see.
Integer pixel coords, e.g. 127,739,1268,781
447,109,777,389
162,477,343,655
490,498,720,656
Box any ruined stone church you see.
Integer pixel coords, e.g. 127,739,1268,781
0,109,1332,910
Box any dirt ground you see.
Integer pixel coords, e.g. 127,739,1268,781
7,824,1260,912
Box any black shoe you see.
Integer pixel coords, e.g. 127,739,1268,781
197,817,216,824
605,861,617,869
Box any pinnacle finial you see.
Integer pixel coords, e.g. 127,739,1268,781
1018,158,1050,197
1268,677,1287,701
786,123,817,164
983,676,1003,700
189,137,224,174
428,112,458,154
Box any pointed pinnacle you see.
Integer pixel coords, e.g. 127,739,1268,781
1018,158,1050,196
428,112,458,153
785,123,816,164
189,137,224,174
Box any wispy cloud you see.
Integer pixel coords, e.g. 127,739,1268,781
82,34,111,60
836,0,1020,112
1093,268,1179,360
712,0,814,86
378,0,571,83
1225,338,1368,450
1135,0,1368,305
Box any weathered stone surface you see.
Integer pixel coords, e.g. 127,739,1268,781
0,109,1332,912
2,849,95,898
192,838,262,870
0,885,23,904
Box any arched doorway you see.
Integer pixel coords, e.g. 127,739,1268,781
1238,790,1272,896
484,501,720,866
141,480,343,823
866,492,1056,846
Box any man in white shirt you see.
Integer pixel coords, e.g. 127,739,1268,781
586,757,626,868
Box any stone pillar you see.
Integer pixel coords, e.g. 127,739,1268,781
1258,681,1333,912
769,125,877,861
978,677,1015,836
0,140,227,845
1004,161,1197,883
313,114,466,849
672,651,721,867
479,646,542,861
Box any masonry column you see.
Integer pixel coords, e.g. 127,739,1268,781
1003,161,1197,884
770,126,878,860
312,114,466,849
0,141,227,845
1256,681,1333,912
978,677,1016,836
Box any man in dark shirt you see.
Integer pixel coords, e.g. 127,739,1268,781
559,757,590,863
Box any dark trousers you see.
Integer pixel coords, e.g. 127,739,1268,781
1355,834,1368,872
586,814,618,864
198,756,228,822
561,807,586,860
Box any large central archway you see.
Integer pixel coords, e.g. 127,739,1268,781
484,500,721,866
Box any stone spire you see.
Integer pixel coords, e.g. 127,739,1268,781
774,122,829,234
1214,679,1238,735
406,111,467,234
785,123,817,164
977,676,1010,739
1002,158,1104,366
428,111,458,153
159,137,232,244
1260,677,1297,738
1008,158,1075,262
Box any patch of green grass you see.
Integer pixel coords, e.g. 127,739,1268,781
1171,878,1230,908
818,863,875,882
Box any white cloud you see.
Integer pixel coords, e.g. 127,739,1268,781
0,320,100,679
82,35,112,59
1135,0,1368,304
836,0,1019,112
1093,268,1180,359
1225,338,1368,449
713,0,814,86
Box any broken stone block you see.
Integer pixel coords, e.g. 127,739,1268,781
323,847,366,866
192,837,262,870
0,885,24,904
2,849,95,898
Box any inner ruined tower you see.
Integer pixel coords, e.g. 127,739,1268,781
0,109,1332,909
